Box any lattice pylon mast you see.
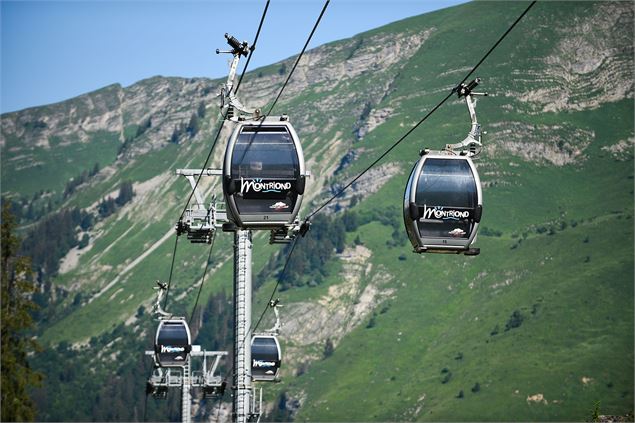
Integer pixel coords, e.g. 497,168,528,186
233,230,253,422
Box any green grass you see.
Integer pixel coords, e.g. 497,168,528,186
1,130,120,196
6,0,634,420
286,214,633,421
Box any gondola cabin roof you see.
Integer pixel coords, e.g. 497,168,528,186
154,319,192,368
223,117,307,230
251,335,281,382
403,151,482,255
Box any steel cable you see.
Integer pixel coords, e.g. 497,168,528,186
188,232,217,325
234,0,271,96
306,0,537,220
264,0,330,117
212,235,301,422
208,0,332,417
164,0,272,308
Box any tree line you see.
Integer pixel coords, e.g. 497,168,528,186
97,180,134,218
256,205,406,291
29,290,233,421
63,163,100,198
170,101,206,145
1,204,42,421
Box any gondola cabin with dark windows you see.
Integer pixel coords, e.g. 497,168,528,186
403,151,482,255
154,319,192,367
251,335,281,382
223,117,307,229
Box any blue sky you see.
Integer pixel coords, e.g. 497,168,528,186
1,0,467,113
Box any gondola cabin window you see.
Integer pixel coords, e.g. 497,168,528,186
403,152,482,254
415,158,478,239
223,119,307,229
154,320,192,367
251,335,281,382
232,126,299,215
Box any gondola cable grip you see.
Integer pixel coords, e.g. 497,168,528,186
446,78,488,158
217,33,260,121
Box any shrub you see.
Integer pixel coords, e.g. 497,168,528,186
441,371,452,384
366,314,377,329
78,234,90,249
296,362,309,376
505,310,524,331
342,211,359,231
323,338,334,359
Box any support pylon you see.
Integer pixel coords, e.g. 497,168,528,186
233,230,253,423
182,358,191,423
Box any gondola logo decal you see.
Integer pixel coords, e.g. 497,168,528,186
241,178,292,194
449,228,467,237
422,206,470,220
160,345,185,353
270,201,289,210
253,359,276,368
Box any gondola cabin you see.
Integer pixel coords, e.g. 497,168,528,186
154,319,192,367
251,335,281,382
223,117,307,229
404,151,482,255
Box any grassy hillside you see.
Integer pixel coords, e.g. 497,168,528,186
1,1,633,421
250,2,635,420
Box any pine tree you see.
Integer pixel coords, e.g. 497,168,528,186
197,101,206,118
170,125,181,144
186,113,199,138
90,162,100,177
116,181,134,206
323,338,334,358
1,204,42,421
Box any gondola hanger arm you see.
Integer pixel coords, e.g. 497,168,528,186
217,33,260,121
266,299,283,334
153,280,172,318
446,78,488,157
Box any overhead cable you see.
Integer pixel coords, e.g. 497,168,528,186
188,232,217,325
306,0,537,220
164,0,272,307
264,0,330,117
162,235,180,309
234,0,330,183
251,236,300,335
212,2,331,417
234,0,271,96
213,235,302,422
177,0,271,223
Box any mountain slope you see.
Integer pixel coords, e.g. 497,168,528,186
1,1,633,421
